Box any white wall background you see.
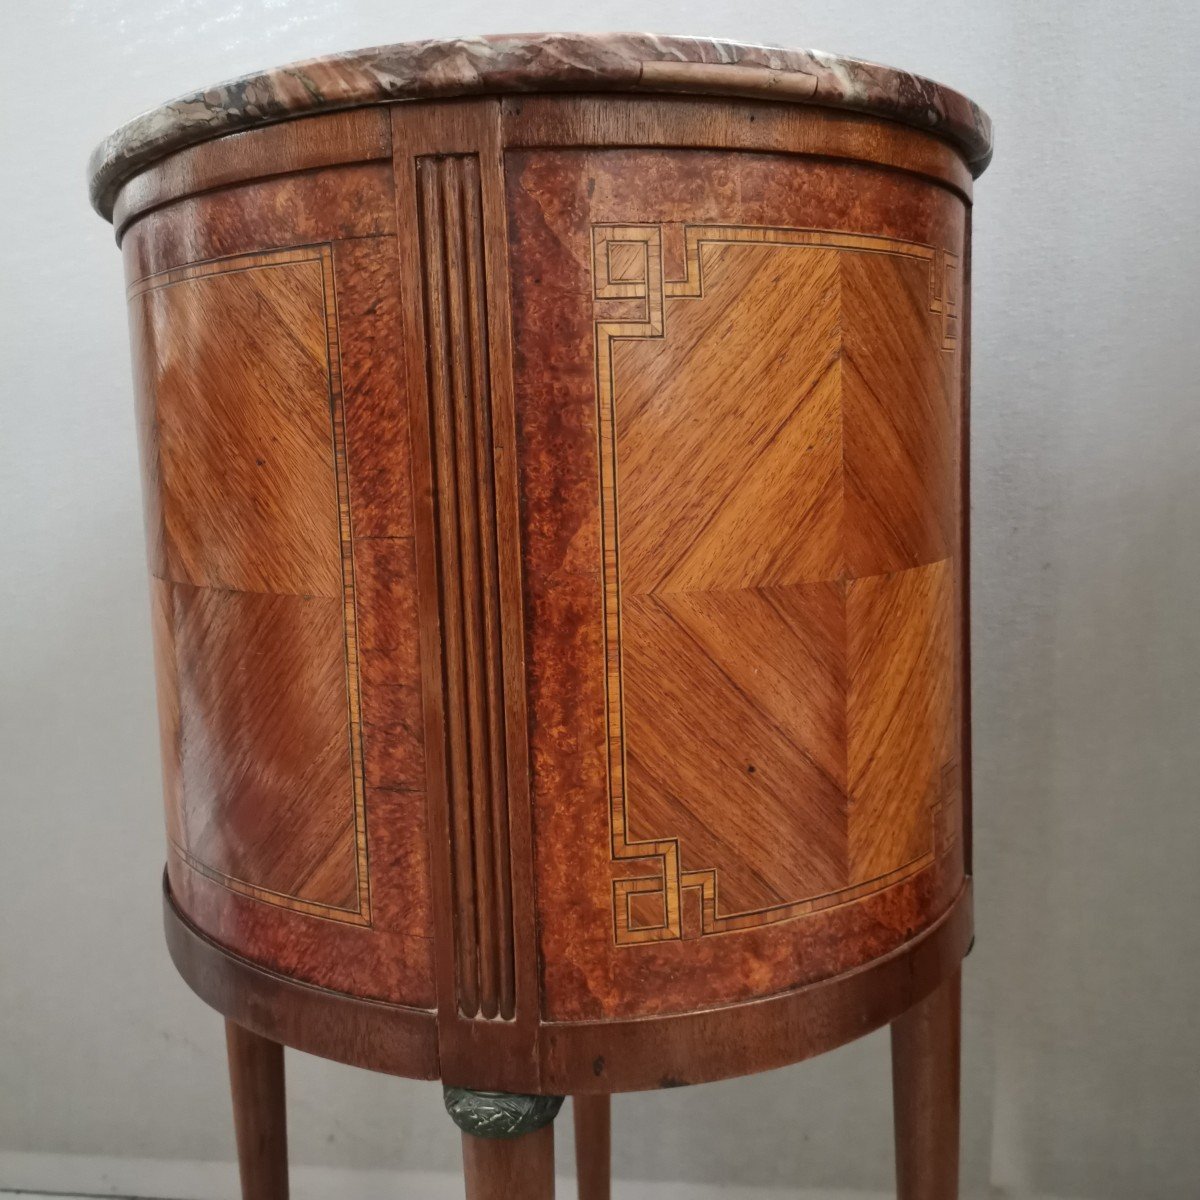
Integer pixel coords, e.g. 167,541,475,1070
2,2,1199,1198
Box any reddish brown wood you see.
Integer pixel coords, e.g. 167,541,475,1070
126,182,434,1009
225,1021,289,1200
462,1125,555,1200
101,61,985,1136
113,107,391,236
891,969,962,1199
959,212,975,876
165,868,967,1091
122,160,393,282
506,127,966,1026
573,1095,611,1200
539,885,970,1093
390,100,542,1092
415,149,514,1021
501,94,973,198
165,881,439,1079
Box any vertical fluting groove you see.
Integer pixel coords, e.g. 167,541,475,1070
416,154,515,1020
417,157,480,1018
442,159,501,1020
459,157,517,1021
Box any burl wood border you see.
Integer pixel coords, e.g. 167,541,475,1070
592,224,961,945
129,245,372,926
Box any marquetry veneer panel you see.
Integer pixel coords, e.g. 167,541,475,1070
98,77,985,1087
508,146,967,1020
595,228,959,942
130,247,369,922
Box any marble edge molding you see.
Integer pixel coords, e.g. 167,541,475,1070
87,32,993,220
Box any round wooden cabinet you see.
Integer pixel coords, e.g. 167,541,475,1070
90,33,990,1200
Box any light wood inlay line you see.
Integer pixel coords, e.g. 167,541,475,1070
416,154,517,1019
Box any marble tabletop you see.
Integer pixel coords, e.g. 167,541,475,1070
88,33,992,220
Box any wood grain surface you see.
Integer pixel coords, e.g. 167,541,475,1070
115,94,976,1092
891,969,962,1198
131,246,368,922
225,1021,289,1200
461,1124,555,1200
415,150,517,1022
507,131,967,1023
126,162,435,1010
573,1095,611,1200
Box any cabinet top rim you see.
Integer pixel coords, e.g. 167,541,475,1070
87,32,992,220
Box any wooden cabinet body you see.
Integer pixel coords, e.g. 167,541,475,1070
93,36,988,1105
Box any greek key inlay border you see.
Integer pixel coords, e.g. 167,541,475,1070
592,224,961,945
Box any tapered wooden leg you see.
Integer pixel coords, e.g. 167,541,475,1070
461,1124,555,1199
445,1087,563,1200
890,969,961,1200
573,1094,611,1200
225,1020,289,1200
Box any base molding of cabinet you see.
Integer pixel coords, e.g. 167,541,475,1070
162,874,440,1081
164,874,971,1094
